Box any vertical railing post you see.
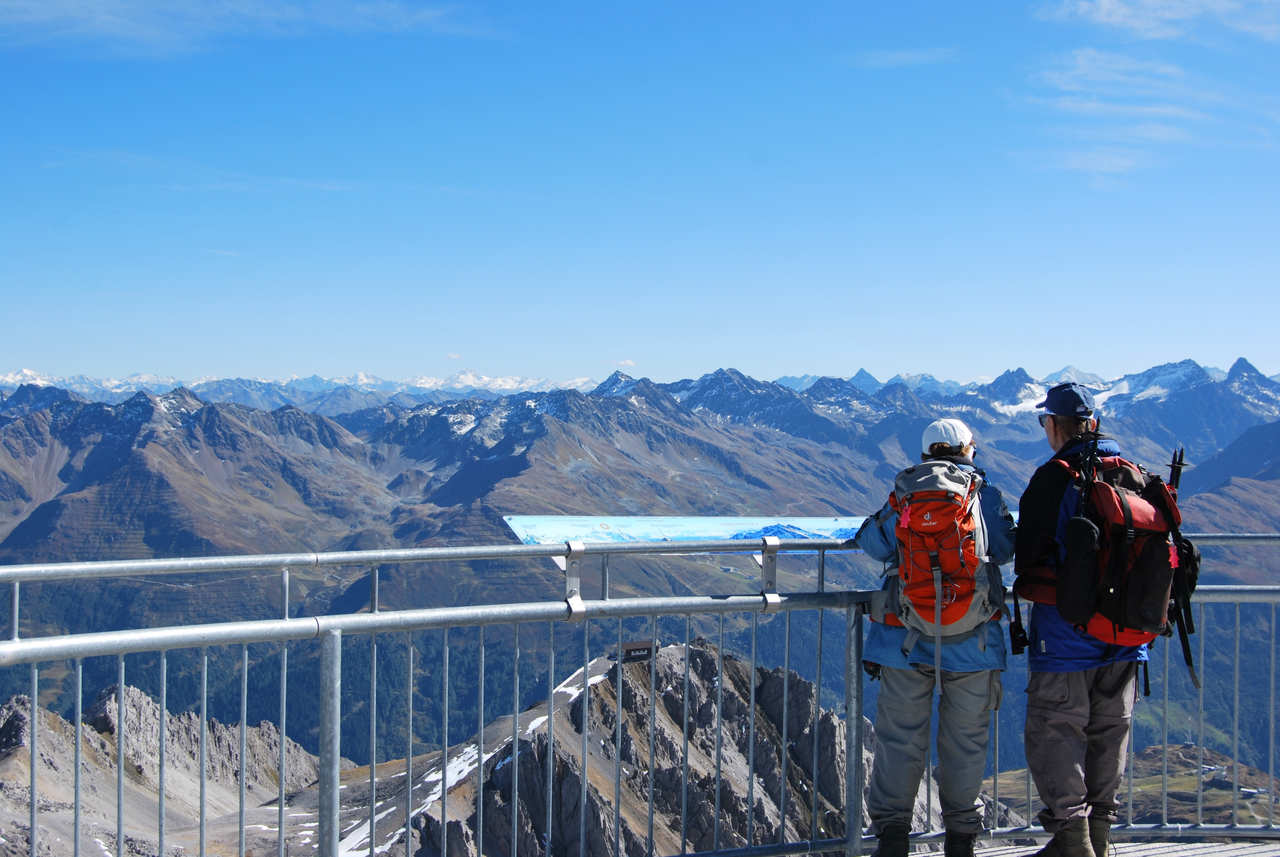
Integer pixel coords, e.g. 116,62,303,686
200,648,208,857
278,568,290,857
681,615,691,854
117,658,125,857
475,628,484,857
240,644,249,857
1271,602,1277,829
1234,603,1241,826
159,651,166,857
320,630,343,857
28,662,37,857
75,658,83,857
370,567,379,857
580,616,590,857
811,551,826,841
1197,603,1205,826
846,604,864,857
441,627,450,855
10,581,18,640
648,614,658,856
779,609,791,844
616,616,624,857
545,622,555,857
512,623,521,857
406,634,416,857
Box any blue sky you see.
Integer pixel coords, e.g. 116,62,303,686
2,1,1278,385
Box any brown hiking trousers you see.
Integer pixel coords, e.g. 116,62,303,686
1024,661,1138,832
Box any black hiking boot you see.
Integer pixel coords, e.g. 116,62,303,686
871,823,910,857
1027,817,1095,857
944,829,977,857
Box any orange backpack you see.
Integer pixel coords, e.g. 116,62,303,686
887,460,1001,643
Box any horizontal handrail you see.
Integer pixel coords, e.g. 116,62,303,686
3,583,1277,666
0,590,862,666
1,533,1273,585
0,537,853,584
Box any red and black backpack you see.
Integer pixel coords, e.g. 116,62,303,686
1047,442,1200,684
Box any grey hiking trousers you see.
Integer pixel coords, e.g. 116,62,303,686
1024,661,1138,832
867,665,1001,835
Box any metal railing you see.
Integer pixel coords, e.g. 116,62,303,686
0,535,1278,857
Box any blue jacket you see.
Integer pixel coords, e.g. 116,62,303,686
1014,436,1148,672
856,456,1017,672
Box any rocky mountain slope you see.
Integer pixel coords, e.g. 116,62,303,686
0,684,326,856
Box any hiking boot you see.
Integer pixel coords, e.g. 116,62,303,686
944,829,977,857
1087,816,1112,857
1027,817,1095,857
871,824,910,857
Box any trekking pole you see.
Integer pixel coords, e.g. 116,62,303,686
1168,448,1187,491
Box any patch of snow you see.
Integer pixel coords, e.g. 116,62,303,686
525,715,548,735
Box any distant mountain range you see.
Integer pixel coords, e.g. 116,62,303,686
5,357,1280,583
3,356,1280,773
0,368,598,411
4,361,1273,414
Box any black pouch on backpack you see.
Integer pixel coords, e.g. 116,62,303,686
1058,515,1100,625
1124,536,1175,633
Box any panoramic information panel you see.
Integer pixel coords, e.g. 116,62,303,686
503,515,868,546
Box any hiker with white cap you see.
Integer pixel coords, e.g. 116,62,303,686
854,418,1016,857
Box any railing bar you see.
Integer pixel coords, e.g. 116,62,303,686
812,602,824,841
715,612,725,852
10,581,17,639
1271,602,1276,829
475,628,484,857
512,623,520,857
546,621,555,857
648,613,658,856
75,657,83,857
442,626,450,854
816,547,826,842
1162,634,1169,826
846,604,863,857
240,644,249,857
1234,602,1241,826
370,566,379,857
1197,602,1204,826
406,636,415,857
10,543,1280,586
580,617,590,857
371,629,379,857
28,661,36,857
926,675,933,833
747,611,758,846
278,568,289,857
992,694,999,831
200,647,208,857
1031,724,1036,830
0,538,867,585
616,616,624,857
1126,707,1134,826
319,630,342,857
779,610,790,845
0,593,866,668
159,651,167,857
682,614,691,854
603,553,610,600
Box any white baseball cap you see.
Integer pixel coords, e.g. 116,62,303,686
921,418,973,455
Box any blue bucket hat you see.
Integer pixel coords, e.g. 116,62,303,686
1037,382,1095,417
